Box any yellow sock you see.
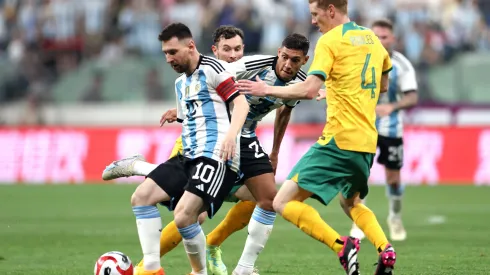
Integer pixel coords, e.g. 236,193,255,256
350,203,389,253
206,201,256,246
283,201,344,253
160,220,183,256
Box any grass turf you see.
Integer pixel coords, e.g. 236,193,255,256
1,184,489,274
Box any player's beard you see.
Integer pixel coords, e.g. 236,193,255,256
171,63,188,74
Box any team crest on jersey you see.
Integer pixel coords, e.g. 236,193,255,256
185,86,190,98
194,83,201,93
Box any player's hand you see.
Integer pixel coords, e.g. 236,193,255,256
316,89,326,101
220,134,236,161
269,152,279,175
236,76,269,97
160,108,178,126
376,104,395,117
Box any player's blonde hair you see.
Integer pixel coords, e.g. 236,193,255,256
309,0,348,14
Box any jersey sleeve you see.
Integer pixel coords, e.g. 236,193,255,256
230,55,276,80
214,69,240,103
399,60,418,92
284,100,300,108
382,48,393,75
308,35,335,80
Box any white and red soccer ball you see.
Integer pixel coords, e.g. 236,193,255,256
94,251,134,275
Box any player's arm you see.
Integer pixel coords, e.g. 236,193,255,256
270,104,293,173
381,47,393,93
237,73,324,100
216,72,249,160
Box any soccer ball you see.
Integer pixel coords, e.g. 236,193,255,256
94,251,134,275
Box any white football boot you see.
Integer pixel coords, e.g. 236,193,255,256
387,217,407,241
102,154,145,181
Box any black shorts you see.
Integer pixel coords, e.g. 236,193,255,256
147,155,237,218
377,136,403,170
239,136,274,182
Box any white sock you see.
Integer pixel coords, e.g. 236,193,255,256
132,206,162,271
386,183,403,220
178,223,207,274
234,207,275,275
388,196,402,220
133,161,158,176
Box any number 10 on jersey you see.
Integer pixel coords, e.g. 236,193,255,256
361,53,377,99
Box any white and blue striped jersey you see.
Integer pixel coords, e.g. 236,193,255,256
175,55,240,172
230,55,307,138
376,51,417,138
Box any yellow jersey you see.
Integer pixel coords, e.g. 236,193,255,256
169,136,184,159
309,22,392,153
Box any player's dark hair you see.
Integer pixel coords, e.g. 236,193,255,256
372,19,394,31
158,22,193,42
212,25,245,45
309,0,348,14
281,33,310,56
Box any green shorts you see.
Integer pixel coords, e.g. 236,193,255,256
288,139,374,206
223,184,243,203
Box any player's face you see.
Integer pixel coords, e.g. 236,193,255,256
275,47,309,82
373,26,395,52
309,2,332,34
212,35,244,63
162,37,193,73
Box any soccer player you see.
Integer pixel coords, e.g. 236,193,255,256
130,22,249,275
235,1,397,274
103,28,311,275
350,19,418,242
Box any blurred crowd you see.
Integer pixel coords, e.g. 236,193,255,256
0,0,489,123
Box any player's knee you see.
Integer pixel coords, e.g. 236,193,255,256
272,196,286,215
174,205,198,228
255,188,276,211
131,182,152,206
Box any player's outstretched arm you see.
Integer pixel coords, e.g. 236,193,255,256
220,94,249,160
236,75,323,100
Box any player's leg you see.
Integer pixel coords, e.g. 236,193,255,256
176,157,237,275
276,141,361,275
174,191,208,275
232,173,276,275
132,157,188,275
232,137,278,275
102,137,183,180
383,137,406,241
337,145,396,275
206,185,255,275
340,194,396,275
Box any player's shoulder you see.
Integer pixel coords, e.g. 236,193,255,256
391,51,414,72
199,55,228,75
242,55,276,70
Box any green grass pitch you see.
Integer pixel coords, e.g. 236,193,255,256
1,184,489,275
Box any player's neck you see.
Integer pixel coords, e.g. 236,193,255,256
186,52,201,76
326,15,351,33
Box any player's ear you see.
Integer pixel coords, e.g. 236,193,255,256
211,45,218,57
304,55,310,64
277,47,281,56
187,39,196,51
